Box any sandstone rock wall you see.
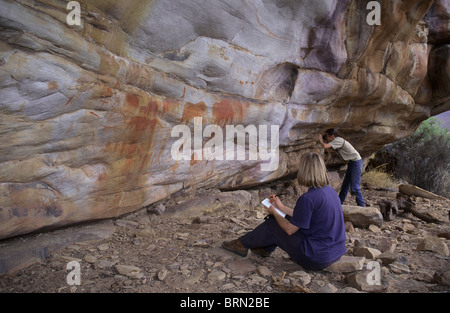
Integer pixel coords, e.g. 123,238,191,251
0,0,448,240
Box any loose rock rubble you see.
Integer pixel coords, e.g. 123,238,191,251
0,180,449,293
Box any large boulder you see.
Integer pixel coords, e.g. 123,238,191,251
342,205,384,228
0,0,447,239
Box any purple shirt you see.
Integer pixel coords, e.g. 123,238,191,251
290,185,347,269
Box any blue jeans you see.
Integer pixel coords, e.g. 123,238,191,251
339,159,365,207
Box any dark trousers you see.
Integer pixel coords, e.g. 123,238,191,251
239,216,330,271
339,159,365,207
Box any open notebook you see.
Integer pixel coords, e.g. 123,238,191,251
261,198,286,218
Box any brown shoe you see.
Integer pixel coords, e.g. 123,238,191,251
222,239,248,257
251,248,272,258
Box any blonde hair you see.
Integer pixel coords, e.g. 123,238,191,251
297,152,330,188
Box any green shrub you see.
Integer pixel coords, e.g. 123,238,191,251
373,117,450,198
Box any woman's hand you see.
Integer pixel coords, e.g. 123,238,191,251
269,195,294,217
269,195,283,209
264,204,276,215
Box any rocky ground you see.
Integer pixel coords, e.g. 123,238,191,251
0,179,449,294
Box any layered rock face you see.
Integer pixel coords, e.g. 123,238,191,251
0,0,448,240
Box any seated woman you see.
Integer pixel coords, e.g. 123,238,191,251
222,152,347,271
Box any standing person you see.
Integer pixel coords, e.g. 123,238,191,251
318,128,365,207
222,152,347,271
